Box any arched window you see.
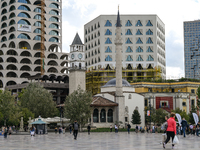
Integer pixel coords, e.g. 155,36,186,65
9,27,16,33
7,50,17,56
7,72,18,78
49,37,59,42
100,109,106,122
9,34,15,40
128,94,132,99
34,14,41,20
9,13,16,19
20,73,30,78
1,36,7,42
49,16,59,22
33,35,41,41
17,33,30,39
7,57,17,63
34,7,41,13
1,2,7,8
6,64,17,70
18,5,31,11
20,51,32,57
9,5,16,12
34,21,41,27
6,81,17,86
1,9,7,15
49,30,59,36
9,0,16,5
9,42,15,48
49,10,59,15
18,0,31,4
93,109,99,123
17,19,31,25
33,28,41,34
9,20,16,26
49,3,59,9
20,58,31,64
1,23,7,28
49,23,59,29
1,15,7,21
1,29,7,35
107,109,113,122
18,12,30,18
20,65,31,71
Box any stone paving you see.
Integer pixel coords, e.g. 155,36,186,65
0,132,199,150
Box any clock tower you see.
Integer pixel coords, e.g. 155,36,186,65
69,33,86,94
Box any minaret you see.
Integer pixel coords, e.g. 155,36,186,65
115,8,125,125
69,33,86,94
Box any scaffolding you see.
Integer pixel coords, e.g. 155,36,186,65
86,67,161,95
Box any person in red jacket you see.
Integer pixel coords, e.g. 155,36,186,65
163,112,176,149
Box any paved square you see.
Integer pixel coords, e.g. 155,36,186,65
0,132,199,150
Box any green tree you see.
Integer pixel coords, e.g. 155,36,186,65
0,89,17,126
154,108,168,126
21,108,35,126
20,83,58,118
64,87,92,130
131,109,141,124
196,86,200,110
144,106,156,125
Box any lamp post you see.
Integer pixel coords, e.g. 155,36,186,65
148,96,151,129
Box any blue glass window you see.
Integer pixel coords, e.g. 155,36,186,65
136,29,142,35
136,46,143,52
105,29,112,35
49,37,59,42
34,14,41,20
136,55,143,61
125,20,132,26
126,46,133,52
18,0,30,4
49,30,59,36
146,20,153,26
18,19,30,25
49,16,59,22
49,3,59,9
34,35,43,41
34,28,41,34
105,55,112,61
126,55,133,61
136,20,142,26
18,5,31,11
146,46,153,52
105,38,112,44
49,23,59,29
146,29,153,35
147,38,153,44
147,55,154,61
18,12,30,18
18,33,30,39
34,7,41,13
136,38,143,44
34,21,41,27
126,38,132,44
125,29,132,35
105,20,112,26
49,10,59,15
105,46,112,53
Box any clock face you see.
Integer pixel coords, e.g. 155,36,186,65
78,53,83,59
71,54,74,59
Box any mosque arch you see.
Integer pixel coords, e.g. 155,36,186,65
18,41,31,49
20,58,31,64
93,109,99,123
20,51,32,57
6,64,17,70
20,65,31,71
6,81,16,86
47,67,58,73
7,57,17,63
9,41,16,48
7,49,18,56
20,72,30,78
6,72,18,78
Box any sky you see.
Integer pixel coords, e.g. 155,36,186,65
62,0,200,79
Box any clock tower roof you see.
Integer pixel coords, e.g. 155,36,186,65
71,33,83,45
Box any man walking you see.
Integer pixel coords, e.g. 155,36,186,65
73,120,79,140
127,123,131,134
87,124,91,135
181,118,188,137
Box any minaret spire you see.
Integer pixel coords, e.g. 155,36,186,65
116,6,121,27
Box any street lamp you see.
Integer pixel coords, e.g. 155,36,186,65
148,96,151,129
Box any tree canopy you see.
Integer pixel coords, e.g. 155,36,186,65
131,109,141,124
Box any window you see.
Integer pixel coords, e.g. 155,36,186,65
125,117,128,122
18,0,30,4
160,101,168,107
49,3,59,9
147,37,153,44
191,89,195,93
9,20,15,26
191,99,195,106
1,9,7,15
128,94,132,99
126,46,133,52
146,20,153,26
18,19,30,25
146,46,153,52
136,46,143,52
136,29,142,35
136,55,143,61
93,109,98,123
126,55,133,61
34,28,41,34
49,16,59,22
49,10,59,15
107,109,113,122
148,88,152,92
105,29,112,35
9,6,16,12
17,33,30,39
100,109,106,122
34,7,41,13
182,102,186,106
49,23,59,29
1,23,7,28
125,29,132,35
126,38,132,44
146,29,153,35
136,38,143,44
1,16,7,21
105,46,112,53
18,5,31,11
34,14,42,20
105,38,112,44
136,20,142,26
105,20,112,26
18,12,30,18
145,99,148,106
147,55,154,61
49,37,59,42
105,55,112,61
49,30,59,36
34,21,41,27
125,20,132,26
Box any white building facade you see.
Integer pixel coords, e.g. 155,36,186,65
0,0,68,90
84,15,166,78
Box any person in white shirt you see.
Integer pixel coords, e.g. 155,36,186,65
115,124,118,133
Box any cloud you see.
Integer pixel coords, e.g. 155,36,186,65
166,67,184,79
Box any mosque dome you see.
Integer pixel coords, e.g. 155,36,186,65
102,78,131,87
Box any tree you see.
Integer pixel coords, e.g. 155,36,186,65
154,108,168,126
196,86,200,111
64,87,92,130
0,89,17,126
131,109,141,124
144,106,156,125
21,108,35,126
20,83,58,118
172,108,189,122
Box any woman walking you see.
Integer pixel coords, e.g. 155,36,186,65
163,112,176,149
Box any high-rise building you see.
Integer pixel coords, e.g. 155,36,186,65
84,15,166,95
0,0,68,90
184,20,200,79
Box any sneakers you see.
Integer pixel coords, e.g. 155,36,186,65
163,143,165,149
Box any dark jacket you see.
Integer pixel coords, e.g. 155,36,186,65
181,120,187,128
73,122,79,130
87,125,91,130
127,124,131,129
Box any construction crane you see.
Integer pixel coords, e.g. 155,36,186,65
40,0,45,75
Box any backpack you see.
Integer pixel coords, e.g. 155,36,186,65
74,123,78,130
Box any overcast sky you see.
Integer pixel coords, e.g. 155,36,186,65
62,0,200,79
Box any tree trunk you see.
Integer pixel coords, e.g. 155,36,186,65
4,119,6,126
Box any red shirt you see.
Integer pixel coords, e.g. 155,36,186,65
166,117,176,134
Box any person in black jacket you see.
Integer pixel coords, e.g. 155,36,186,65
127,123,131,134
181,118,188,137
87,124,91,135
73,120,79,140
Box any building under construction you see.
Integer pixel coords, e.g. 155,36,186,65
0,0,68,90
86,64,161,95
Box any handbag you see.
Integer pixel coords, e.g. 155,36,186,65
172,135,179,144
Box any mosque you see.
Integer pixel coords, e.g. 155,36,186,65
69,9,145,128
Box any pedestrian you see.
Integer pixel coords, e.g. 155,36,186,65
127,123,131,134
69,125,72,134
115,124,118,133
163,112,176,149
161,115,169,144
176,124,179,135
73,120,79,140
55,127,57,134
181,118,187,137
87,124,91,135
30,127,35,136
152,125,155,133
59,126,62,134
189,124,193,135
196,124,199,136
135,125,138,133
8,126,12,135
4,127,7,138
110,125,112,132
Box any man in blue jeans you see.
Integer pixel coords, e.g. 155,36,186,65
181,118,188,137
127,123,131,134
